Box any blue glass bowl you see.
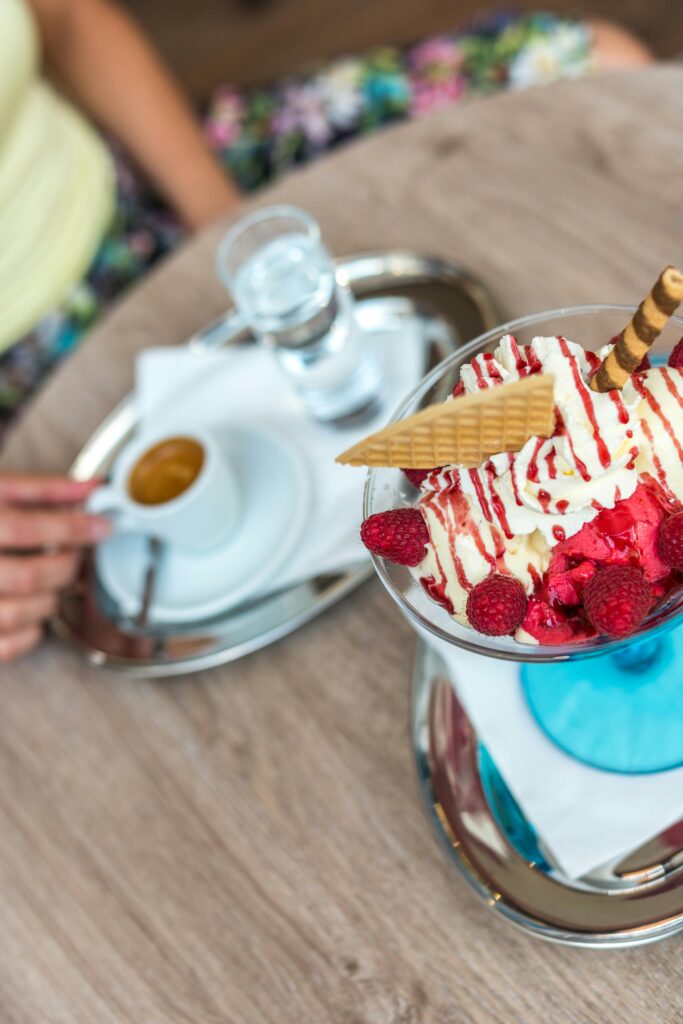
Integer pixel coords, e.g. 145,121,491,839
364,305,683,773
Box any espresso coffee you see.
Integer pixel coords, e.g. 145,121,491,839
128,437,205,506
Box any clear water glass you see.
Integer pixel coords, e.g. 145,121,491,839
216,205,382,422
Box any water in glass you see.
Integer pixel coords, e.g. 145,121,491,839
219,208,382,422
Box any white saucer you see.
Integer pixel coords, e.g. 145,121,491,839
95,426,311,623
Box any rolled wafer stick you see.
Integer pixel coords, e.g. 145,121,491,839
336,374,555,469
591,265,683,392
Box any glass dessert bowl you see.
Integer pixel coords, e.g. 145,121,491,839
363,305,683,773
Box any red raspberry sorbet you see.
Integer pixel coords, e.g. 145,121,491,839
659,511,683,569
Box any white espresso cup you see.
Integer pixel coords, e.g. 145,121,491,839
88,426,240,551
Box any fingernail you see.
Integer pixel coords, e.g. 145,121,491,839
89,516,113,540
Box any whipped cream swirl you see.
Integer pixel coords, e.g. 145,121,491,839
433,335,640,546
414,334,642,624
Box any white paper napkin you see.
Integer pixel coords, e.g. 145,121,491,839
424,633,683,878
134,317,427,596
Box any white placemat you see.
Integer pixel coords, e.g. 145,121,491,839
424,632,683,879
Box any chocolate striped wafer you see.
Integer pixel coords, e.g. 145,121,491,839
590,265,683,392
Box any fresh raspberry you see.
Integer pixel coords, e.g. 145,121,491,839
659,512,683,569
360,508,429,566
669,338,683,369
466,574,527,636
402,467,442,489
583,566,653,638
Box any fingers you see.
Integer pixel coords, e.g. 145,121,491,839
0,474,103,506
0,551,81,596
0,508,111,549
0,477,106,663
0,625,42,663
0,475,112,662
0,592,57,632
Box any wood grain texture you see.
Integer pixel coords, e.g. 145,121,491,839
2,68,683,1023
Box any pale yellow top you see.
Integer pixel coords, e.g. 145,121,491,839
0,0,115,352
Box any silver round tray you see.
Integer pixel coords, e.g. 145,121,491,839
54,251,499,677
413,638,683,947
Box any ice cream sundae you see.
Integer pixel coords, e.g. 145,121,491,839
345,266,683,644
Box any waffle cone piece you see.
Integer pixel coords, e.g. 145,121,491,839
591,265,683,392
337,374,555,469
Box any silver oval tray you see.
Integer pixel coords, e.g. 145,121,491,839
54,251,499,677
413,639,683,947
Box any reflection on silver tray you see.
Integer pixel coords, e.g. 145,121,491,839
413,639,683,947
54,251,499,677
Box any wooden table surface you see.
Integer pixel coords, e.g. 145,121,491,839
2,67,683,1023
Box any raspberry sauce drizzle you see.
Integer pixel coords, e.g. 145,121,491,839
538,489,552,514
458,494,498,570
585,350,602,374
633,373,683,464
555,408,591,481
508,454,523,506
661,368,683,410
424,495,471,591
557,336,611,469
482,352,502,382
608,389,630,424
527,437,546,484
508,336,526,373
420,575,454,614
637,407,675,500
424,530,452,610
524,346,542,374
423,486,498,593
468,468,492,521
472,360,489,390
485,462,513,538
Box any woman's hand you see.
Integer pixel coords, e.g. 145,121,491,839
0,474,111,661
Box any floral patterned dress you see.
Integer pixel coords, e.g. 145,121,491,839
0,11,594,428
